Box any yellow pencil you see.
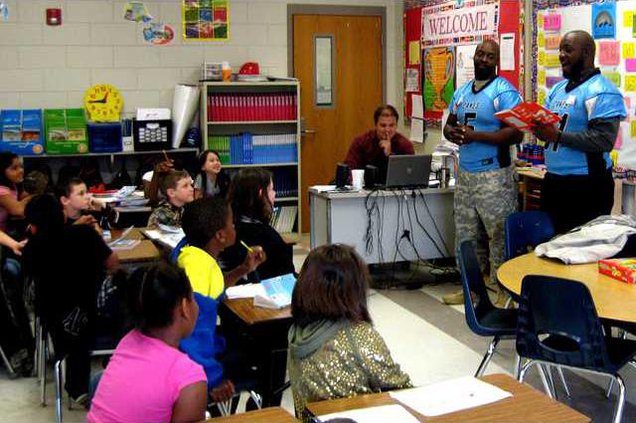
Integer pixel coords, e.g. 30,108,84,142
240,240,253,253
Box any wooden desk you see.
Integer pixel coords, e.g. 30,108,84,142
306,374,589,422
223,298,291,325
205,406,297,422
516,167,545,211
221,298,293,408
110,228,160,264
497,252,636,323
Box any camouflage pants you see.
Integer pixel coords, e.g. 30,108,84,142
454,166,517,291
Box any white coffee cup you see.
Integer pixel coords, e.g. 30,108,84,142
351,169,365,189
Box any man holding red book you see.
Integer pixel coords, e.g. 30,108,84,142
531,30,626,234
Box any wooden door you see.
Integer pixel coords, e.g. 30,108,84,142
293,14,383,233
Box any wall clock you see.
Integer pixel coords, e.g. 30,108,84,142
84,84,123,122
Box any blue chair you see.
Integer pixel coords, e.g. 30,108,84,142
517,275,636,423
458,240,518,377
504,211,555,261
169,237,188,264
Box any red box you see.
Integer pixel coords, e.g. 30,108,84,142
598,258,636,284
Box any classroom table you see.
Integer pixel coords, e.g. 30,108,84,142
205,406,297,422
306,374,589,422
309,187,455,264
220,298,293,408
497,252,636,323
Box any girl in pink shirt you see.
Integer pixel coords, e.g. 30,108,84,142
0,152,30,232
88,263,207,423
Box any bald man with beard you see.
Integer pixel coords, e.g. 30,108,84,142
442,40,523,306
532,30,626,234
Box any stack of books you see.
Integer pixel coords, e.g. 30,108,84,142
207,93,297,121
207,133,297,165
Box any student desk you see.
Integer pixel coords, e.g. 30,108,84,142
110,228,160,264
306,374,589,422
220,298,293,408
309,187,455,264
205,406,297,422
516,167,545,211
497,253,636,323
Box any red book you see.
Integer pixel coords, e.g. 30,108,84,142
494,102,560,131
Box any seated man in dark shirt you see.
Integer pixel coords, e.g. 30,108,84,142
344,104,415,182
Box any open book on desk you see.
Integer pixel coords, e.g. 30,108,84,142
225,273,296,309
494,101,560,131
142,226,185,249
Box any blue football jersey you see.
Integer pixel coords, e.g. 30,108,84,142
449,77,522,173
544,73,626,175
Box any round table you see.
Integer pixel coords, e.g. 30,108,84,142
497,252,636,323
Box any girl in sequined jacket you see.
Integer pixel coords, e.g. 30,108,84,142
287,244,412,421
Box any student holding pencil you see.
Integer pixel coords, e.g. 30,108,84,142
220,168,295,283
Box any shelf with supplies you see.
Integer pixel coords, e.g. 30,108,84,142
201,80,301,236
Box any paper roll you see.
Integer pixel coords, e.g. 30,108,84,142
172,84,200,149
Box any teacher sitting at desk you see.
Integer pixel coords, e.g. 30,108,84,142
531,30,626,235
343,104,414,183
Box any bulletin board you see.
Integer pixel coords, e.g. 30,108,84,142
404,0,524,128
534,0,636,170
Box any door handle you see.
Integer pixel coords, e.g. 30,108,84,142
302,129,316,134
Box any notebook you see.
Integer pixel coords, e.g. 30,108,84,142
384,154,432,189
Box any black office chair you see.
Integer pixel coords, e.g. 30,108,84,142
458,240,519,377
517,275,636,423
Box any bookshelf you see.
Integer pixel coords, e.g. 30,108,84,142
201,81,301,238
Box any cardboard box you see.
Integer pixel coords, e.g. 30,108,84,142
0,109,45,155
598,258,636,284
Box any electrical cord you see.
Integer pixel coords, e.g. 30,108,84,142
418,190,451,256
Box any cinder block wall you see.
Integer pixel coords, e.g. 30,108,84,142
0,0,404,125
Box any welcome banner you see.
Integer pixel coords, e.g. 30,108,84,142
422,1,499,47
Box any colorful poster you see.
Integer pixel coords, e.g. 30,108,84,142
421,1,498,48
592,2,616,39
124,1,152,23
143,22,175,45
623,42,635,60
423,47,455,119
182,0,229,42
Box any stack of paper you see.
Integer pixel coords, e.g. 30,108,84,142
318,404,419,423
225,283,266,300
389,376,512,417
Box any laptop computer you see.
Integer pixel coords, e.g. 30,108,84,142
384,154,432,189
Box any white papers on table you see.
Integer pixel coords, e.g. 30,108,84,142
318,404,419,423
225,283,266,299
389,376,512,417
311,185,337,192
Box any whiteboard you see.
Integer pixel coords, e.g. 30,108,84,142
536,1,636,169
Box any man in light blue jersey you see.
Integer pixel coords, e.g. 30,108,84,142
532,30,625,234
442,40,523,305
